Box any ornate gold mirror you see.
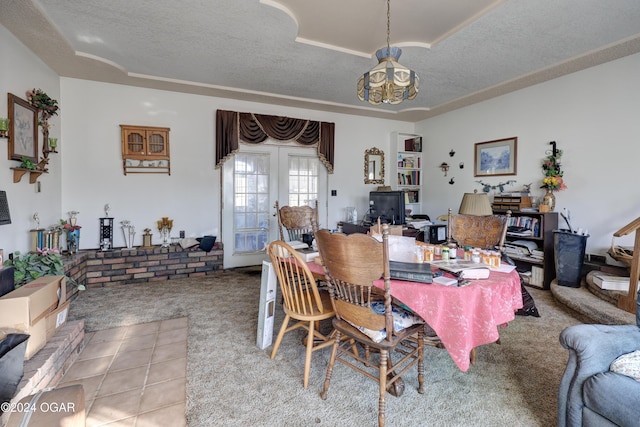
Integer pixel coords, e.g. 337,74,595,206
364,147,385,184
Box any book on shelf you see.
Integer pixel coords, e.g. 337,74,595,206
506,216,540,237
431,260,491,279
591,272,637,291
531,249,544,260
507,230,533,237
504,240,538,257
405,190,419,204
530,266,544,287
389,261,432,283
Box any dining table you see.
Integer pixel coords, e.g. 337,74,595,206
305,259,523,372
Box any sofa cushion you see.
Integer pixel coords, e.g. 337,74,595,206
610,349,640,382
583,371,640,426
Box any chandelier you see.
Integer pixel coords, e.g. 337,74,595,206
357,0,419,105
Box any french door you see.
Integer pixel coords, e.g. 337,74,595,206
221,144,327,268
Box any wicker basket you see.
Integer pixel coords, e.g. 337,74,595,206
608,237,634,267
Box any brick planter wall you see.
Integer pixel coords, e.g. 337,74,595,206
63,243,223,291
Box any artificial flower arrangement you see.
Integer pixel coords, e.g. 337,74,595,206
541,149,566,192
61,220,82,232
4,248,85,290
26,88,59,120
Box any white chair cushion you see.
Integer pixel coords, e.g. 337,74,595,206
610,349,640,382
348,301,423,343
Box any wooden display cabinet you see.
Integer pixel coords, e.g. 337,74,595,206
120,125,170,175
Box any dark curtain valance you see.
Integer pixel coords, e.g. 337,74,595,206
215,110,334,173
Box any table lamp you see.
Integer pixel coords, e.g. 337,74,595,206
458,190,493,215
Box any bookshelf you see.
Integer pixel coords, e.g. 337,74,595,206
502,211,558,289
390,132,423,214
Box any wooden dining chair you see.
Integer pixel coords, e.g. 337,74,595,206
314,225,426,427
275,200,319,242
447,208,511,250
266,240,335,388
446,207,511,363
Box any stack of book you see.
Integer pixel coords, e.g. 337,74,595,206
503,240,538,258
389,261,432,283
591,272,637,291
531,249,545,260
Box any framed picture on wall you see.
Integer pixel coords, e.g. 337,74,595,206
8,93,38,162
474,137,517,177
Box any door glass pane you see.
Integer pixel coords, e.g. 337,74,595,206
233,153,269,253
288,155,319,207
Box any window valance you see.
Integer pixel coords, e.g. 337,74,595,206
215,110,334,173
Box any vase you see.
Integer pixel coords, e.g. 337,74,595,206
542,189,556,212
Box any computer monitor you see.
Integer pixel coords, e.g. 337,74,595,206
369,191,406,225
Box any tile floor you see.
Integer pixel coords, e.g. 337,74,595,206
58,317,188,427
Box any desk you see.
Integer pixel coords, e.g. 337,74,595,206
306,261,522,372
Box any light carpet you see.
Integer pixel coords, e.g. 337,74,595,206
68,268,584,427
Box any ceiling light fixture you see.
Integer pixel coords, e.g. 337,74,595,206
357,0,419,105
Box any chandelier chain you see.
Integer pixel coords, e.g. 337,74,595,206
386,0,391,52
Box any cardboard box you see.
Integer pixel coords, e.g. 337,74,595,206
46,300,70,340
0,276,66,360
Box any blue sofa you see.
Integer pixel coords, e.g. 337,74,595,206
558,295,640,426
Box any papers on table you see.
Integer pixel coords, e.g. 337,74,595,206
295,248,319,262
407,220,431,229
287,240,309,250
433,276,458,286
494,264,518,273
431,260,491,279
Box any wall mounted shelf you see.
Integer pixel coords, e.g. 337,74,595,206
11,167,45,184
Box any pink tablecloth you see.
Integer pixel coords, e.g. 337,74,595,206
374,268,522,371
306,260,523,372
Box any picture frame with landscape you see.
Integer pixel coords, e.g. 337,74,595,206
474,137,517,177
8,93,38,162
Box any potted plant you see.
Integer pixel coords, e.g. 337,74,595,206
3,248,85,291
18,156,36,171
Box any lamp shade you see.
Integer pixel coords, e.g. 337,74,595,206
458,191,493,216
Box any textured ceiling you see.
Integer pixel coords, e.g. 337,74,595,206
2,0,640,122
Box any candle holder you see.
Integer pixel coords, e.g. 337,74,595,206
0,118,8,138
48,137,58,153
157,217,173,248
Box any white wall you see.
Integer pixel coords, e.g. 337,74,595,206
2,15,414,256
60,79,414,249
0,25,62,254
416,52,640,256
